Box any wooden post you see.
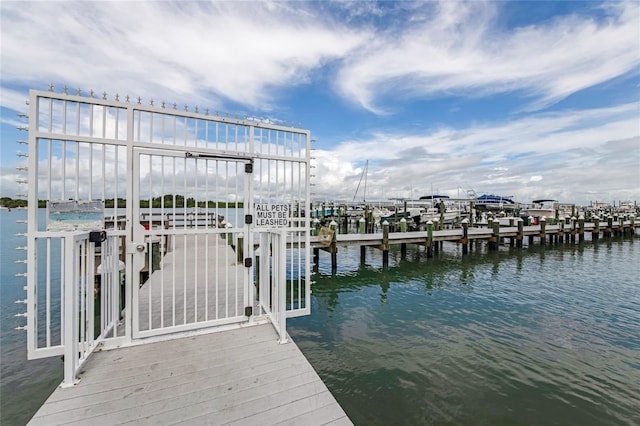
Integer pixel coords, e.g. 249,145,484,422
359,217,366,234
490,218,500,251
360,245,366,265
617,215,623,237
469,200,475,227
226,223,233,246
558,220,564,244
592,215,600,241
579,215,585,242
400,217,407,257
461,218,469,254
382,220,390,268
237,234,244,263
312,218,320,236
516,217,524,248
433,219,440,253
540,217,546,245
570,216,577,244
426,220,433,258
330,220,338,272
606,215,613,238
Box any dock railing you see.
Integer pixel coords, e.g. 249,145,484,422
26,231,122,387
62,232,124,387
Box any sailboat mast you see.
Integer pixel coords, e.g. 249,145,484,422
363,160,368,202
352,160,369,203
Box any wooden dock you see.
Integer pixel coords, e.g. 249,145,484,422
308,216,637,269
29,324,351,425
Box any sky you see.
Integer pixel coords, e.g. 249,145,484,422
1,0,639,206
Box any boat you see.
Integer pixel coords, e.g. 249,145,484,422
475,194,516,211
521,199,557,221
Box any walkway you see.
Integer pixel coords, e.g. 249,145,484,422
29,325,351,425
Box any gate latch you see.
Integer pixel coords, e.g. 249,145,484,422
127,243,147,254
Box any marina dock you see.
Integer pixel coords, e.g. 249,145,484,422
309,215,637,269
29,324,351,425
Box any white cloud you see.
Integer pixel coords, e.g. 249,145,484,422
336,1,640,112
0,1,365,111
310,103,640,205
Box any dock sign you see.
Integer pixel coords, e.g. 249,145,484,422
255,204,290,227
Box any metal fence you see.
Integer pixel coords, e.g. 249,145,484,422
24,88,312,384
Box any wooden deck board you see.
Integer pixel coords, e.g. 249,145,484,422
29,325,351,426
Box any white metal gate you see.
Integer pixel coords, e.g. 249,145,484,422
131,148,253,338
23,88,311,379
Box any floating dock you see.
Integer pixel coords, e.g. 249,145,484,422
29,324,351,425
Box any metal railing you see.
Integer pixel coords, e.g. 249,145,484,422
27,231,122,386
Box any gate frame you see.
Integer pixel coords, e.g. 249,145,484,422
25,88,312,371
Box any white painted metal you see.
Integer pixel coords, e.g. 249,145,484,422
258,231,288,343
26,88,311,377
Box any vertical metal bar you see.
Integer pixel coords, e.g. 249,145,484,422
203,155,209,321
112,237,120,337
89,142,93,200
75,141,79,200
59,238,65,346
87,239,94,349
182,157,187,324
277,230,288,343
45,238,51,346
114,145,119,222
172,157,176,326
79,240,86,357
61,139,66,200
160,156,165,328
147,154,153,330
124,104,135,342
27,91,39,357
102,144,106,203
62,235,78,387
259,233,269,314
246,126,255,317
194,158,199,322
99,240,105,338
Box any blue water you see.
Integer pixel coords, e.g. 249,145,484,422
289,236,640,425
2,208,639,425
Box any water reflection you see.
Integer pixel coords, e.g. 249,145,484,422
291,236,640,426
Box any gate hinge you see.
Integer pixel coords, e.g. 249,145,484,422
245,162,253,174
245,214,252,225
244,306,253,317
244,257,252,267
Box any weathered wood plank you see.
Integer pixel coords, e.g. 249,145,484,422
29,325,351,426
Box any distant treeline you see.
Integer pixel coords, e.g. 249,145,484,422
0,197,28,208
0,196,243,209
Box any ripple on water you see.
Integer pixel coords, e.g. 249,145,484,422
290,239,640,425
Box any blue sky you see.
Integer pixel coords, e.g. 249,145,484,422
1,1,638,205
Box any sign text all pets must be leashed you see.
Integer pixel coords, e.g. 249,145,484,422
255,204,290,227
